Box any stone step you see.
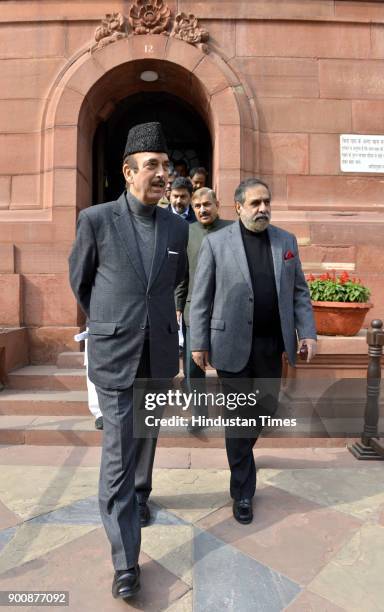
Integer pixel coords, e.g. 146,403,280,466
7,364,217,392
0,390,89,415
0,414,358,448
7,366,87,391
0,414,100,446
57,352,85,369
0,414,224,447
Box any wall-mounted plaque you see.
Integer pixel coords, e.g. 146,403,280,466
340,134,384,173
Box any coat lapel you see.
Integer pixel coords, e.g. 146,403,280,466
267,225,282,298
230,221,253,292
112,193,147,288
147,208,169,291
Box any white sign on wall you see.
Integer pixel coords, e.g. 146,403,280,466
340,134,384,173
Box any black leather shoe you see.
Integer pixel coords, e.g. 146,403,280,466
139,502,150,527
112,566,140,599
233,498,253,524
95,416,103,430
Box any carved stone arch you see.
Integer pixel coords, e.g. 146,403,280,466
41,35,258,221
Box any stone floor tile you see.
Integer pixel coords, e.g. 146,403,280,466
0,465,98,519
152,469,230,523
154,448,191,469
31,497,188,528
141,525,193,586
189,449,229,469
379,503,384,527
0,445,101,467
0,528,190,611
150,503,188,526
193,528,301,611
31,496,101,526
0,445,361,469
164,590,192,612
0,500,22,531
285,589,347,611
260,466,384,521
197,483,362,585
253,447,364,469
0,523,98,575
0,527,17,554
308,524,384,612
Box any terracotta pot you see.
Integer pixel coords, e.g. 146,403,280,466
311,301,373,336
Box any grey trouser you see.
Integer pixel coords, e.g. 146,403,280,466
95,340,158,569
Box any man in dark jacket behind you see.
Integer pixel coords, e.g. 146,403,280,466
175,188,232,431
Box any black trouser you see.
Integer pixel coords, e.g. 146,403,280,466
217,336,283,501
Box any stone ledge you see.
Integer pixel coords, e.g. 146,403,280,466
316,331,368,354
286,331,375,380
0,327,29,382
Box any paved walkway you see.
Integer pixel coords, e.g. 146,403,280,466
0,445,383,611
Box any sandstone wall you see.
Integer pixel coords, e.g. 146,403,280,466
0,0,383,360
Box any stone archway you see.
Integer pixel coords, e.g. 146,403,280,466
42,34,257,222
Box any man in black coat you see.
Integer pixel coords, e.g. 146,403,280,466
69,122,188,600
168,176,197,224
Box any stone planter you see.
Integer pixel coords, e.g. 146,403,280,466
311,301,373,336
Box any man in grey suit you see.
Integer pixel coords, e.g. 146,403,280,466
190,178,317,524
69,122,188,600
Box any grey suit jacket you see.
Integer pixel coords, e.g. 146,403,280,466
69,192,188,389
189,221,316,369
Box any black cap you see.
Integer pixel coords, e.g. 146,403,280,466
124,122,168,157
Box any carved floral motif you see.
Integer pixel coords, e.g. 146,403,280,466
92,4,209,52
128,0,171,35
92,13,127,50
171,12,209,52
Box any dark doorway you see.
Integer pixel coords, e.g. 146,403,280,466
92,92,212,203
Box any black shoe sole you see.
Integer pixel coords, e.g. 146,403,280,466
113,583,141,599
233,514,253,525
122,584,141,599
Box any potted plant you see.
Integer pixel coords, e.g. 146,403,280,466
306,271,372,336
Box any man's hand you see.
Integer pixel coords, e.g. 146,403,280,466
192,350,210,370
176,310,182,324
298,338,317,363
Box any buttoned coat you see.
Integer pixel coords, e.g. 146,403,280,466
189,220,316,370
69,192,188,389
